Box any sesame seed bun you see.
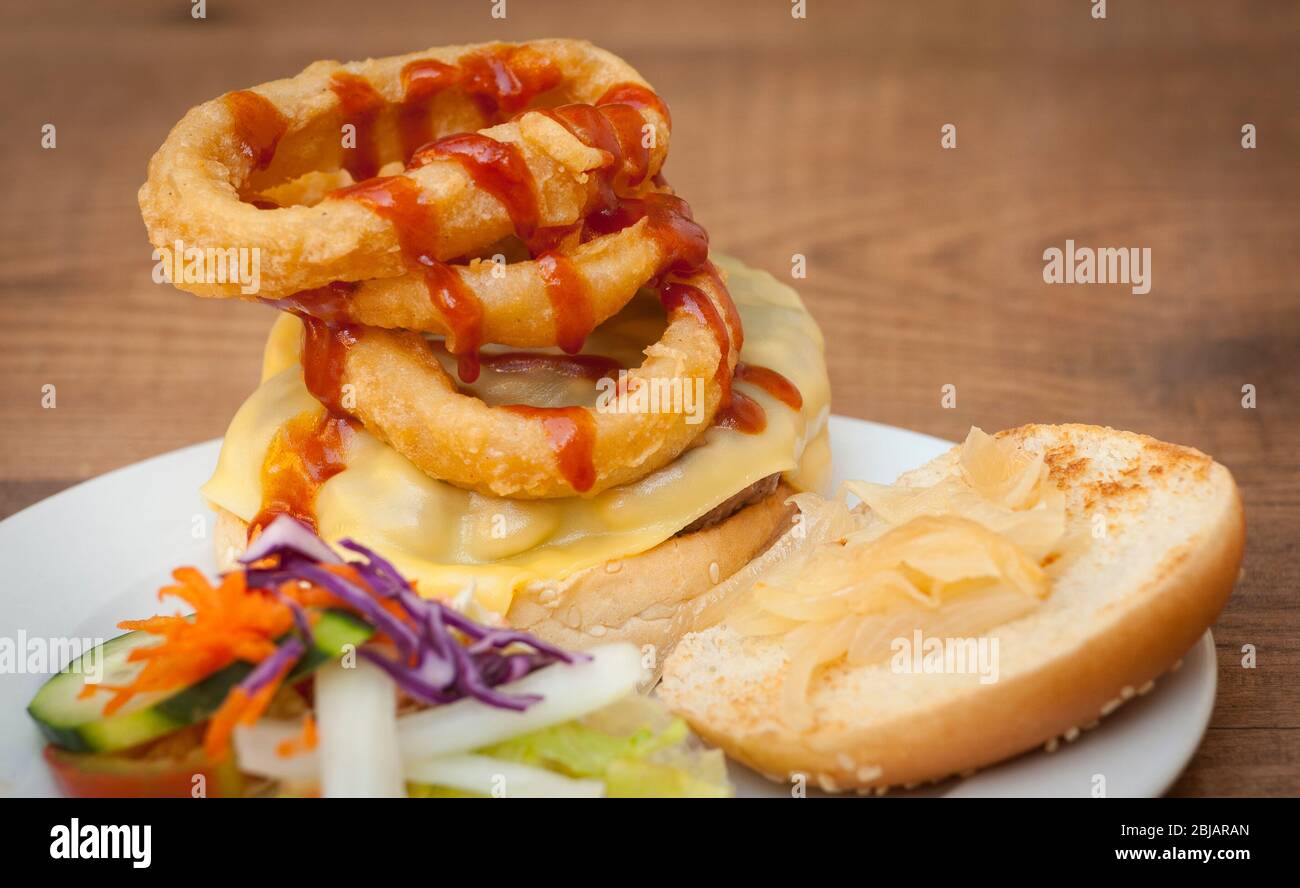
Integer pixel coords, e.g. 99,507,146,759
658,424,1245,793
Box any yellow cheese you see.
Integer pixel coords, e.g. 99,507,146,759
202,255,831,615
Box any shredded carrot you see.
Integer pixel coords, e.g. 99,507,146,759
275,714,318,758
203,654,296,761
81,568,294,716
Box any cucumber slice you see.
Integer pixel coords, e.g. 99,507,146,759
28,609,372,753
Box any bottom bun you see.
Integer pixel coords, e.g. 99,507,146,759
507,483,797,654
212,481,797,657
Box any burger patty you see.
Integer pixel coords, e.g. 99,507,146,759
677,473,782,536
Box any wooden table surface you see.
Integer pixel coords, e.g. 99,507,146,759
1,0,1296,796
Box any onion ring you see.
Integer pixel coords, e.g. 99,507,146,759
270,193,705,355
139,39,678,357
300,264,740,499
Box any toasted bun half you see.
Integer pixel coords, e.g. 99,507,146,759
213,481,798,653
658,424,1245,793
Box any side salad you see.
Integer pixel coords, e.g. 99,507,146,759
27,516,730,798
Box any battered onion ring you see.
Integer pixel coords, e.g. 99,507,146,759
272,196,705,353
138,38,675,337
305,265,741,499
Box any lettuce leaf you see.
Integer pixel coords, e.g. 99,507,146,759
410,697,733,798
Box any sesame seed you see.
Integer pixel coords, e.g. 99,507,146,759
1045,738,1060,753
1120,685,1135,700
1101,699,1121,716
708,561,721,584
1065,727,1081,742
1137,680,1155,696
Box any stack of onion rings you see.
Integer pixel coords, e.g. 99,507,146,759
141,39,745,501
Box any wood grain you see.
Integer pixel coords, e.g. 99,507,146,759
0,0,1296,796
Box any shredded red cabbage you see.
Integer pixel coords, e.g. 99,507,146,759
242,514,342,566
239,636,305,697
239,515,586,710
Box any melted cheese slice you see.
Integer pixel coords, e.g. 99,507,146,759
202,255,831,616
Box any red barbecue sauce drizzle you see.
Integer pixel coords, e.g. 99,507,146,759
735,362,802,411
534,252,595,354
714,363,803,436
264,281,358,322
300,316,361,415
715,391,766,435
223,90,288,171
596,82,672,128
502,405,597,493
397,58,460,161
236,57,361,543
535,105,621,208
411,133,540,243
333,48,561,181
249,411,353,538
329,176,485,382
396,48,562,163
592,103,651,187
556,98,747,440
534,100,656,210
458,45,562,119
511,90,666,261
660,281,735,405
700,262,744,352
659,280,792,436
329,71,386,182
584,193,709,276
250,316,360,538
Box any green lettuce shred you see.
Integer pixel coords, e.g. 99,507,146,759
410,697,733,798
407,783,485,799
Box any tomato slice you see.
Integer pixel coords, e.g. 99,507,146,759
43,743,244,798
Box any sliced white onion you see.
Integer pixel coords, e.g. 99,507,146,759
316,659,405,798
407,754,605,798
397,643,644,762
233,719,320,782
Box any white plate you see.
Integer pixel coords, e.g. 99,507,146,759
0,417,1216,798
